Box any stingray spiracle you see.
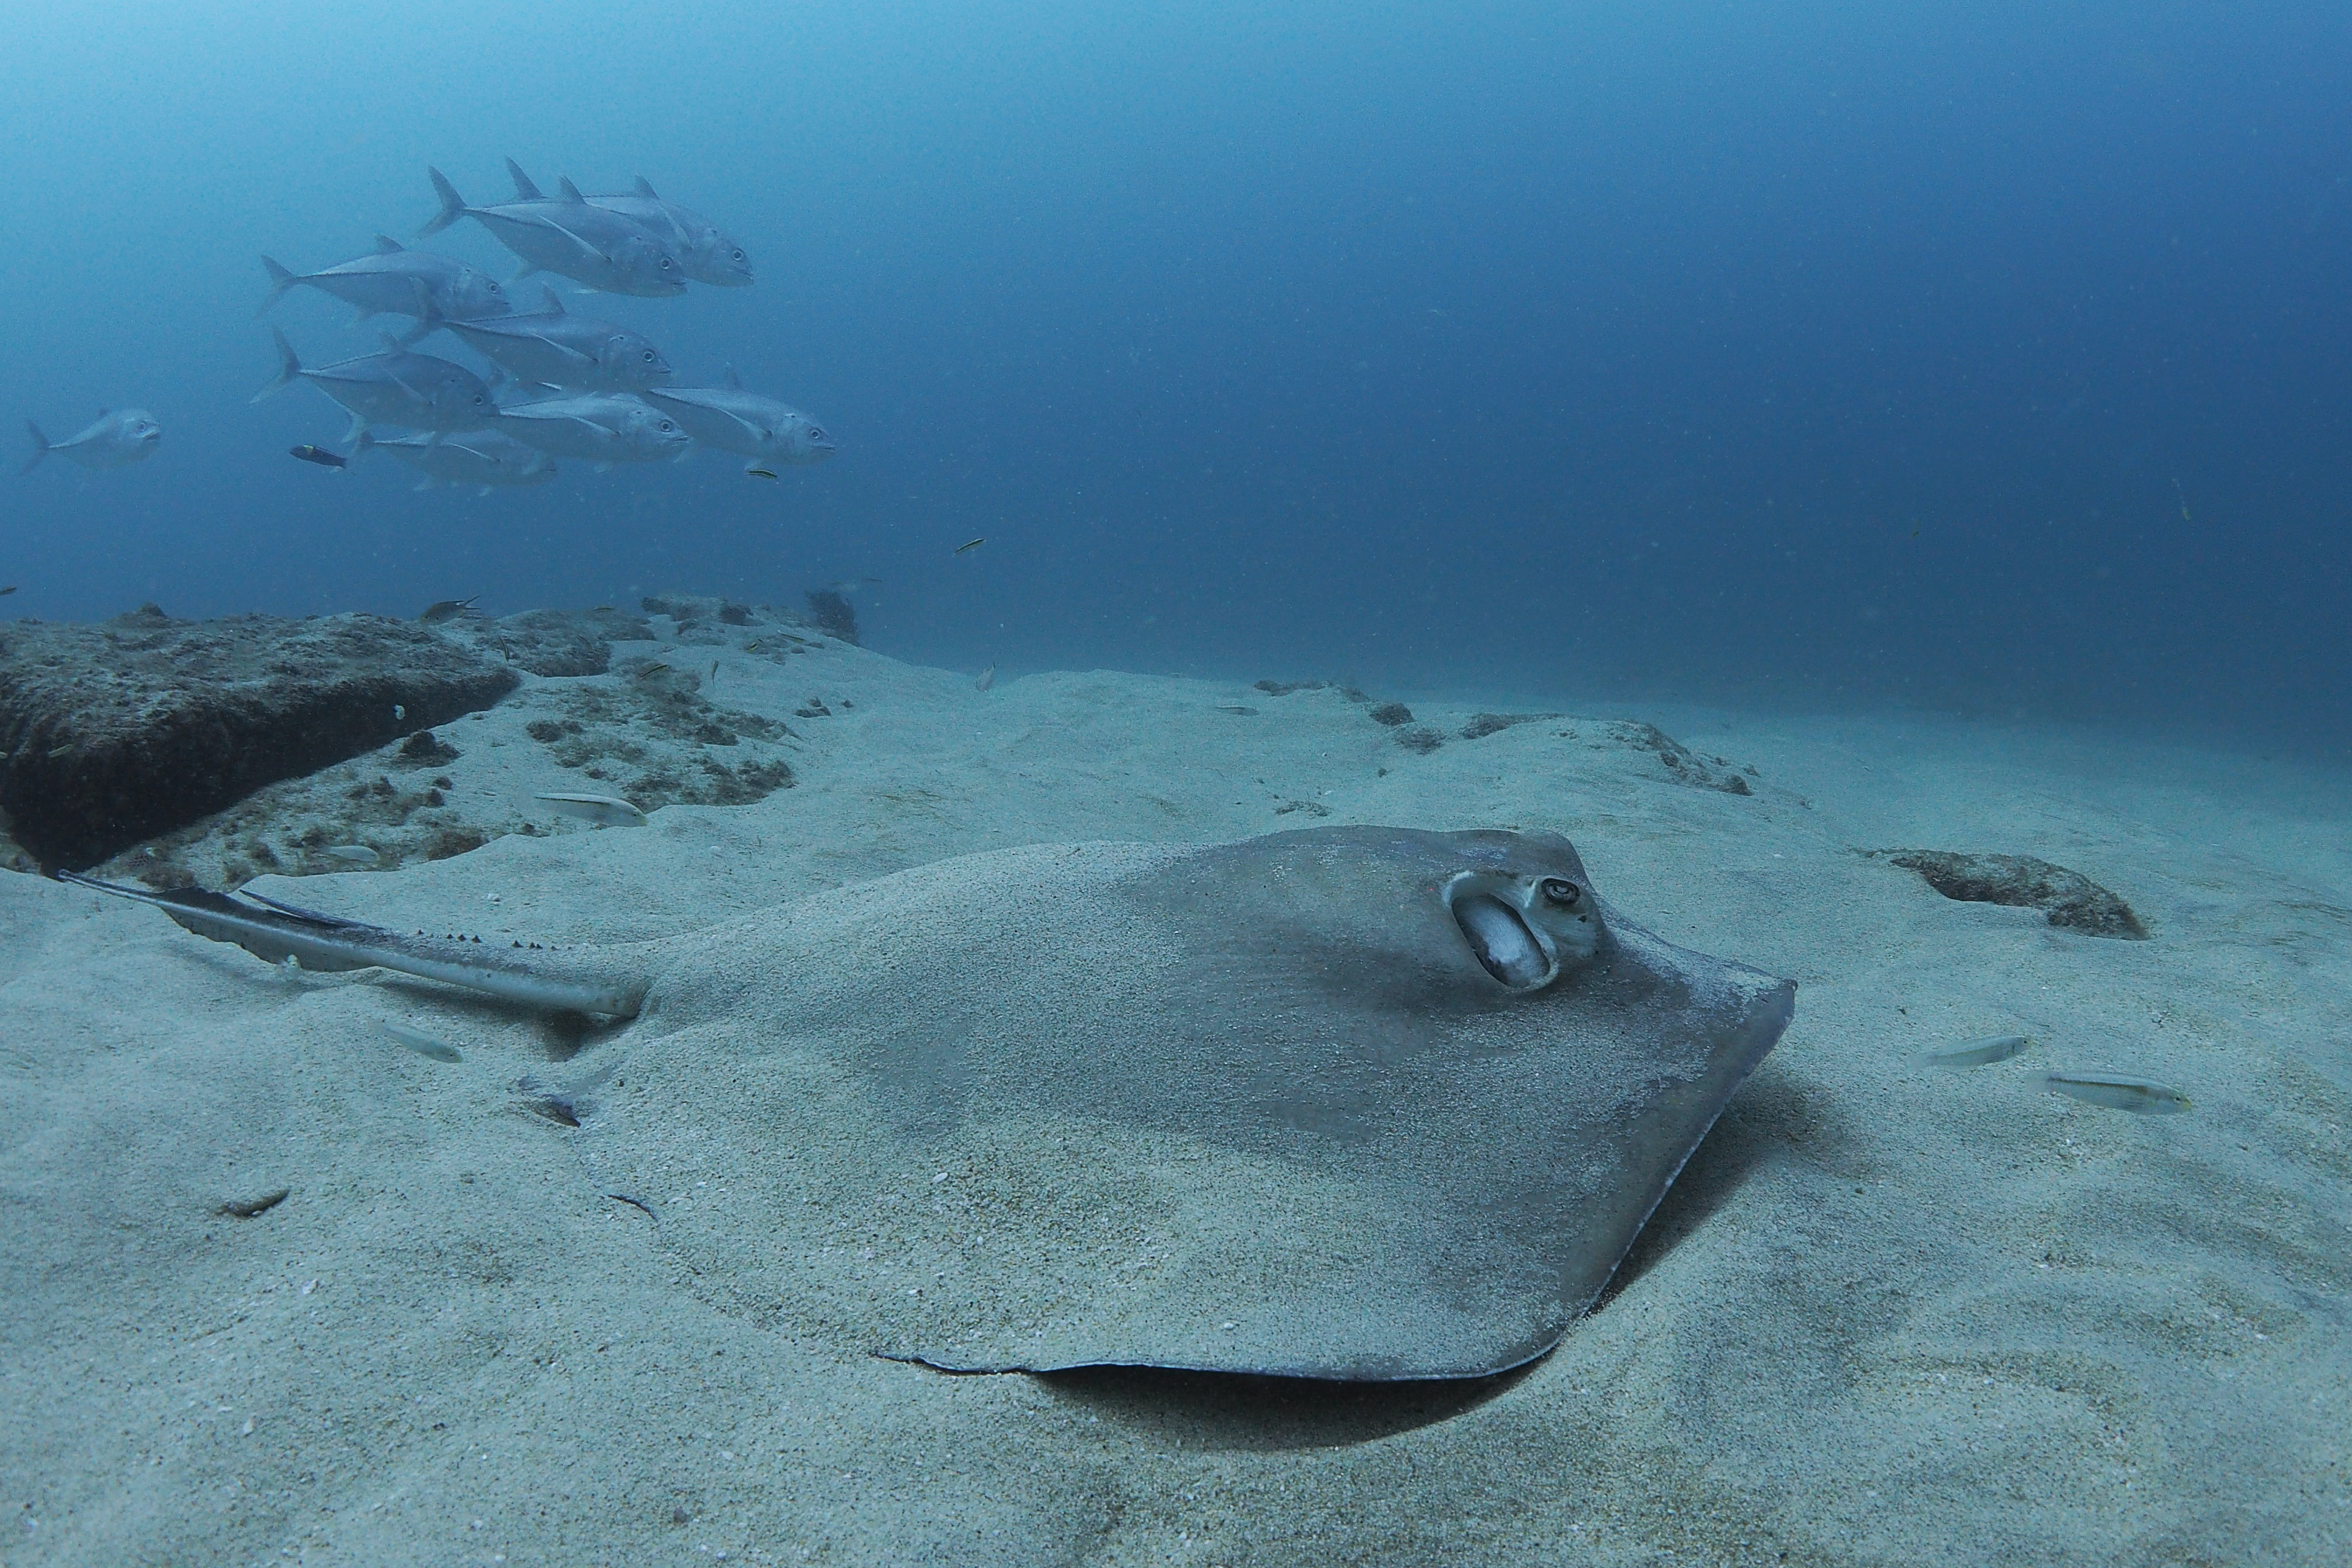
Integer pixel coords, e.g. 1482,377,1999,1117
1444,869,1602,990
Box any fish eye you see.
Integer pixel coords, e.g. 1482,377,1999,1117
1539,877,1581,908
473,393,487,405
731,249,745,262
642,349,655,360
809,428,827,441
660,420,677,431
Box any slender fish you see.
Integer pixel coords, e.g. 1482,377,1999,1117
2030,1071,2192,1115
1920,1033,2031,1069
533,792,649,827
384,1020,463,1062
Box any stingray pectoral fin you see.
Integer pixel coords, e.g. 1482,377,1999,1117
55,872,648,1017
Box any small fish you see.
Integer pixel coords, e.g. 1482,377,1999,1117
1920,1033,2031,1069
1217,705,1260,716
533,791,648,827
974,664,996,692
0,585,16,596
383,1019,462,1063
417,595,480,624
636,661,671,677
955,536,986,554
321,844,380,865
708,660,720,684
217,1188,291,1219
2030,1071,2192,1115
745,466,779,480
288,443,347,469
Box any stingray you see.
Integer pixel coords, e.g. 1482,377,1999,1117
61,825,1794,1380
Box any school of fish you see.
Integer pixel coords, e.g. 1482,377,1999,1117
22,159,835,494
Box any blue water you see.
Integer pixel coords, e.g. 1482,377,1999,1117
7,2,2348,750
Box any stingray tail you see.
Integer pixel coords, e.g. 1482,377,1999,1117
55,872,650,1017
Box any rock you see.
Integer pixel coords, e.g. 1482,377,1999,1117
802,588,858,644
459,606,652,677
1879,851,2149,939
1460,712,1563,740
0,608,517,869
1368,702,1415,727
1393,724,1446,755
1605,721,1754,796
1254,679,1328,696
395,730,461,767
639,592,757,629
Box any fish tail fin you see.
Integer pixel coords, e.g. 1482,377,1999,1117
252,328,301,403
504,158,543,201
256,255,297,318
20,421,50,475
350,428,376,460
344,412,372,449
420,166,466,237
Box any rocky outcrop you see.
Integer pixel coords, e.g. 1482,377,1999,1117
0,606,517,868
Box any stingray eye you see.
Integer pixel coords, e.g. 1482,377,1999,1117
1539,877,1581,908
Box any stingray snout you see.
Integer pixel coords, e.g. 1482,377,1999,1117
1445,869,1602,990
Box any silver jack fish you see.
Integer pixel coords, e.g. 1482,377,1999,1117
641,367,835,474
258,236,511,327
22,407,161,474
353,429,556,492
587,176,754,287
417,287,670,394
421,161,687,299
488,393,691,468
253,329,495,446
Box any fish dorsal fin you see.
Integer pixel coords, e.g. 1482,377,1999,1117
633,176,658,197
95,407,109,418
540,284,566,315
505,158,544,201
373,234,404,254
557,176,587,203
721,364,744,391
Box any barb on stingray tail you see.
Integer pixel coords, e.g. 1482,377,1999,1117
54,872,648,1018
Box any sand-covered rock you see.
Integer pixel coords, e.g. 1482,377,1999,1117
0,606,517,869
1879,848,2149,938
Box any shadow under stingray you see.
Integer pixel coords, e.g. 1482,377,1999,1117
1032,1359,1541,1451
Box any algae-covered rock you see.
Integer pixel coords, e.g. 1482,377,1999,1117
0,606,516,868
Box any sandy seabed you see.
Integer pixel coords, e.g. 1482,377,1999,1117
3,622,2347,1566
